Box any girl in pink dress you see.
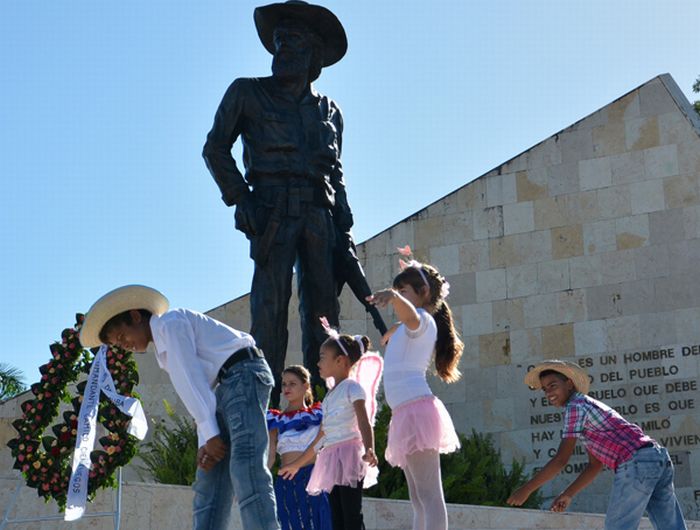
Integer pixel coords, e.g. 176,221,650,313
367,249,463,530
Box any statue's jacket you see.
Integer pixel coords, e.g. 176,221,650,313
202,76,352,232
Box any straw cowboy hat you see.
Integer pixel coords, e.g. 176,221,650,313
80,285,169,348
524,359,590,395
254,0,348,66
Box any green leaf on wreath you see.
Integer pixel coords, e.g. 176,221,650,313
41,436,56,452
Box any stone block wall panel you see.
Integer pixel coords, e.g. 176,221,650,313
3,74,700,519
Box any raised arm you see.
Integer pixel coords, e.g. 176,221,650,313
366,289,421,330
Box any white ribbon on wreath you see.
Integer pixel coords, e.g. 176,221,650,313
64,345,148,521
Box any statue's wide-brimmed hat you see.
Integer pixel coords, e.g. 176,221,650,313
524,359,590,394
254,0,347,66
80,285,169,348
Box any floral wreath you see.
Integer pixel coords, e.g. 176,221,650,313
6,314,140,510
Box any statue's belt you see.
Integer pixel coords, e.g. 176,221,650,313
253,180,332,216
252,181,332,266
251,172,324,188
255,184,316,209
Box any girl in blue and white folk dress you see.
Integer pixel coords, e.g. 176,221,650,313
267,365,332,530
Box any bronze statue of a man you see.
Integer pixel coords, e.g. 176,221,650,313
203,1,351,405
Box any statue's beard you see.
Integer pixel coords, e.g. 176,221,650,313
272,50,311,80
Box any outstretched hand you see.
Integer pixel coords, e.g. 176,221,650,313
366,289,396,309
506,485,531,507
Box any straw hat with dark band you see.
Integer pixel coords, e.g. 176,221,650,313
80,285,169,348
524,359,590,395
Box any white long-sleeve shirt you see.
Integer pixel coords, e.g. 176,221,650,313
149,308,256,447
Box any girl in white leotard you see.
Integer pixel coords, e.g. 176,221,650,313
368,252,464,530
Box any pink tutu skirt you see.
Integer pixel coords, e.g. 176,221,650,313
385,395,461,468
306,438,379,495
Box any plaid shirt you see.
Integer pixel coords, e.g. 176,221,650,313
562,392,654,470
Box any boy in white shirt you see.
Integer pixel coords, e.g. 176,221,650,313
80,285,280,530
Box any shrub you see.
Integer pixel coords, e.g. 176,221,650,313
138,400,198,485
365,401,543,509
441,430,543,508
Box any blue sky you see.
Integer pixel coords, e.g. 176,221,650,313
1,0,699,385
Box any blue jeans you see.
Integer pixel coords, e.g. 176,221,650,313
192,356,280,530
605,446,687,530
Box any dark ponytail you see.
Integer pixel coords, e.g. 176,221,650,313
433,300,463,383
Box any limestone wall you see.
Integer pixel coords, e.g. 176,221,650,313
3,73,700,520
206,74,700,517
3,476,697,530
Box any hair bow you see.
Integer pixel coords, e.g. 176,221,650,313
396,245,430,290
319,316,349,356
396,245,450,300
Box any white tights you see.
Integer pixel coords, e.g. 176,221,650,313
403,449,448,530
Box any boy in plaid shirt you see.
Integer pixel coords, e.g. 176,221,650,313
507,360,687,530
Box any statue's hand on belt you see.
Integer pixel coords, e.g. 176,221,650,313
235,194,258,238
